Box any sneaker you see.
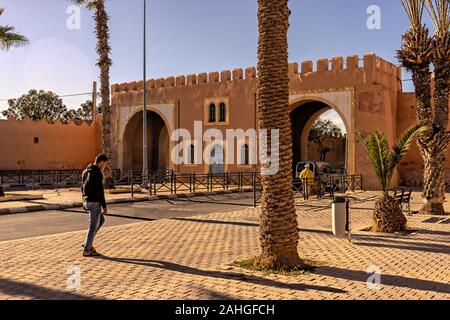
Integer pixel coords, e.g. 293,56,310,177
82,244,97,252
82,250,101,257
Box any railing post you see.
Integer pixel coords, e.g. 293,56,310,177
173,172,177,195
253,172,257,208
193,173,196,193
222,172,226,190
131,170,134,197
32,171,35,190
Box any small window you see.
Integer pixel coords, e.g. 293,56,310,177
219,103,226,122
34,137,39,144
208,104,216,123
188,144,195,164
240,144,249,165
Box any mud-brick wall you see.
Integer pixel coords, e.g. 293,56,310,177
0,117,101,170
396,93,450,187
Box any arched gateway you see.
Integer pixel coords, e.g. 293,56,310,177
110,54,430,189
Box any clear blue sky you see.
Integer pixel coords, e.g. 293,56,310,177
0,0,433,113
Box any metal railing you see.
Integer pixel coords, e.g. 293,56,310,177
253,174,363,206
0,169,363,207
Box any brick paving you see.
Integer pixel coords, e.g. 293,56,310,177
0,191,449,300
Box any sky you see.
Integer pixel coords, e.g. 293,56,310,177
0,0,434,124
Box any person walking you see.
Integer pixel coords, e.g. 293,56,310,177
81,154,109,257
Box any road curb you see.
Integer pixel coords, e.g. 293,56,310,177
0,189,253,216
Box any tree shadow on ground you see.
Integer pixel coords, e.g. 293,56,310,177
414,229,450,237
172,217,258,227
99,257,347,294
355,233,450,245
315,266,450,294
0,278,97,300
354,240,450,254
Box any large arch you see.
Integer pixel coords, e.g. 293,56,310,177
290,99,350,175
122,110,169,171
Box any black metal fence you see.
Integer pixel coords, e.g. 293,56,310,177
0,169,363,206
129,171,258,197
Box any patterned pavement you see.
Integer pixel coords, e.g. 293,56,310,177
0,191,449,300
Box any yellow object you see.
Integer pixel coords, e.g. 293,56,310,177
300,167,315,183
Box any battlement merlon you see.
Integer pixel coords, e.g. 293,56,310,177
111,53,402,95
0,117,95,127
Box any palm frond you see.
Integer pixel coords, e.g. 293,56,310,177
69,0,97,10
426,0,450,33
359,124,426,194
0,25,29,51
358,132,386,191
387,122,428,180
402,0,426,28
0,7,4,16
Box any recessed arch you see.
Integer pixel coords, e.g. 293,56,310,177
290,98,350,175
122,110,170,171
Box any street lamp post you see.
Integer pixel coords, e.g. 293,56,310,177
142,0,148,184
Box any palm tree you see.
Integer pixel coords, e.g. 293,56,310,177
358,123,427,232
71,0,114,188
0,7,29,51
0,7,28,197
255,0,303,269
397,0,450,215
421,0,450,215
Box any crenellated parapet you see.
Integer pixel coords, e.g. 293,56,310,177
111,53,401,95
0,117,94,127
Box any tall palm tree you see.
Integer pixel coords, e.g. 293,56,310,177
0,7,28,197
0,7,29,51
256,0,303,269
71,0,113,188
421,0,450,215
397,0,450,215
358,123,427,232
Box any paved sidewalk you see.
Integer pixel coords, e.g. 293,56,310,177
0,187,251,215
0,191,449,300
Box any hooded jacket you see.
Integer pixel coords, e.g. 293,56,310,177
81,164,107,209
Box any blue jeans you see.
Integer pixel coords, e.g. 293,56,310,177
83,202,105,251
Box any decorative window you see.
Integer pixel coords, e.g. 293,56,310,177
219,103,226,122
208,104,216,123
240,144,250,165
205,98,229,125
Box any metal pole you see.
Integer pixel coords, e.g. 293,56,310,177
142,0,148,184
92,81,97,119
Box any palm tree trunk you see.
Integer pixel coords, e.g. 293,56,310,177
419,61,450,215
256,0,303,269
95,0,114,189
373,195,407,233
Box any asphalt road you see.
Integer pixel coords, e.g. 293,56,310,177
0,193,255,242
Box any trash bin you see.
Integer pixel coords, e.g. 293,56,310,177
332,196,347,238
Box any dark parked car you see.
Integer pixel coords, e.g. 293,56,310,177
295,161,336,179
294,161,345,193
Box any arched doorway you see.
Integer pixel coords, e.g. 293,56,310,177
210,145,225,175
122,110,169,171
291,101,348,175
